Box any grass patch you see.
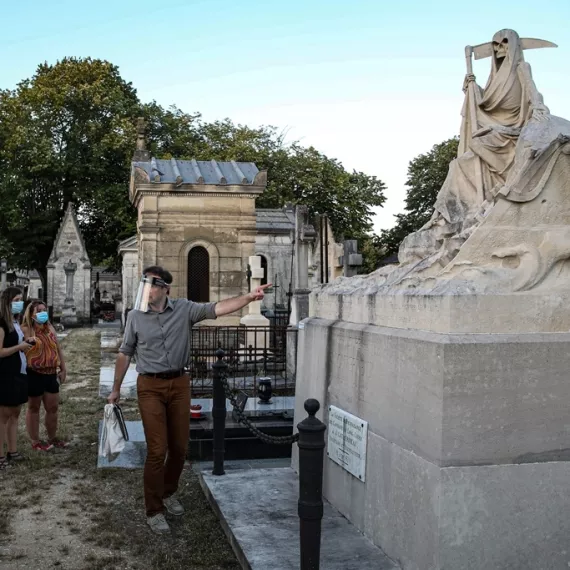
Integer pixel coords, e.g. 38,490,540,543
0,328,239,570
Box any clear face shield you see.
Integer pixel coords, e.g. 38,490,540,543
133,275,168,312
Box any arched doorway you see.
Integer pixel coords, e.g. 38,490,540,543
188,246,210,302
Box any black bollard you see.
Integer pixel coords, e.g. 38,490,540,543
297,399,327,570
212,348,227,476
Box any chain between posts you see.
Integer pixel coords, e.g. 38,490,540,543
219,371,299,445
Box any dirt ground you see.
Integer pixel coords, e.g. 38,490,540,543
0,329,240,570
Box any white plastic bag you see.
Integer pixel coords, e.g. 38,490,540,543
98,404,127,459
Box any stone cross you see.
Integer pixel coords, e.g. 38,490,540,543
339,240,363,278
246,256,265,317
240,255,269,350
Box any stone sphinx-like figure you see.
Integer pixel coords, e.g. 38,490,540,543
399,29,569,270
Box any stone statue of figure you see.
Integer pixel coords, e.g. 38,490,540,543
399,29,568,267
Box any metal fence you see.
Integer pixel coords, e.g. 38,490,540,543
262,309,291,329
189,325,297,397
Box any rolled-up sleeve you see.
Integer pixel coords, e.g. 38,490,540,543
188,301,218,325
119,312,137,356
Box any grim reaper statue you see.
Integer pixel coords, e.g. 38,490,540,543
399,29,570,272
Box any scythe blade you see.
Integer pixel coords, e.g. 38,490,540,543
470,38,557,60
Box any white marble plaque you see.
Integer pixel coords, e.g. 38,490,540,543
327,405,368,482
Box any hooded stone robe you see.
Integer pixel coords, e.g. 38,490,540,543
436,29,537,224
398,29,562,266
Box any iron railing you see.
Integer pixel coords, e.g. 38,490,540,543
262,309,291,329
189,325,297,397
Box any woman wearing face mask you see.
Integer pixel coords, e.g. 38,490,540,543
0,287,33,469
21,300,67,450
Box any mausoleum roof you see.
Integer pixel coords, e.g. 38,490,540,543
132,158,263,186
256,208,295,234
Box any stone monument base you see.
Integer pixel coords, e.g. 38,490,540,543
61,305,79,327
293,318,570,570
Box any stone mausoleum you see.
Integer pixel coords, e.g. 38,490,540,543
47,203,91,324
46,123,345,325
116,124,344,326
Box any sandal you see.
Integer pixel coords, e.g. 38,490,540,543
0,456,9,470
7,452,24,462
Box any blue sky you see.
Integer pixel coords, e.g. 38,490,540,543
2,0,569,232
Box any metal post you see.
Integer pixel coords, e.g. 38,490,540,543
212,348,227,476
297,399,327,570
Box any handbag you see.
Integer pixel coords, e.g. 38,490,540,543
98,404,129,459
113,404,129,442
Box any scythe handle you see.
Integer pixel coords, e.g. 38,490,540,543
464,45,484,201
465,45,474,74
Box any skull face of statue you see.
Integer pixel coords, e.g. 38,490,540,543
493,39,508,59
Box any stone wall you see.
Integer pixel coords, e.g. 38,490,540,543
136,192,257,325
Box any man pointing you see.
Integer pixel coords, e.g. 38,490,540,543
109,265,271,535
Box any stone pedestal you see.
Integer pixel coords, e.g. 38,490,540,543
293,317,570,569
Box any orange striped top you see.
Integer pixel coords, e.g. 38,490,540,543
25,323,60,374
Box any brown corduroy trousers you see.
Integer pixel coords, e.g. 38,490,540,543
137,374,190,517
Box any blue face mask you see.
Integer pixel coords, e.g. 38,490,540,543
11,301,24,315
35,311,49,324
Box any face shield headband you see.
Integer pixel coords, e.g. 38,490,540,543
133,275,168,312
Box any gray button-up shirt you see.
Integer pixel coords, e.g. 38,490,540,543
119,298,217,374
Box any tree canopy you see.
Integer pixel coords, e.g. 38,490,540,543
0,57,386,282
374,137,459,259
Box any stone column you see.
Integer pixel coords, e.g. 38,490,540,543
138,226,160,275
241,255,270,351
64,261,77,302
61,261,78,327
290,206,315,326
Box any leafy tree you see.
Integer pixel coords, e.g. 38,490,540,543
375,137,459,259
0,57,141,282
0,58,386,284
142,113,387,240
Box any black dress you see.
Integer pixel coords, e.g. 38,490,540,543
0,318,28,407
